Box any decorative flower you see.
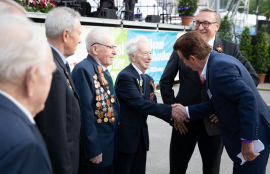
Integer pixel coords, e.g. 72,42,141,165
28,1,30,5
216,45,223,52
40,6,43,9
43,4,46,7
53,2,56,5
50,0,52,3
33,0,36,5
51,5,53,8
40,1,44,5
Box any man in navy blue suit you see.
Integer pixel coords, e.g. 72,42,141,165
114,36,184,174
72,28,120,174
173,31,270,174
0,15,55,174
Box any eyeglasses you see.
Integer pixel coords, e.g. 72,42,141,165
193,21,218,28
91,42,117,50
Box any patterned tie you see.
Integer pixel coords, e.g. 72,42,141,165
140,74,146,96
199,71,205,84
104,70,116,97
66,62,71,74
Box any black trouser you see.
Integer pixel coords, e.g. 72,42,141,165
125,0,135,21
114,131,147,174
79,163,114,174
170,119,224,174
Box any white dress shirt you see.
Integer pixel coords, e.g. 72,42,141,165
0,90,35,124
132,63,144,81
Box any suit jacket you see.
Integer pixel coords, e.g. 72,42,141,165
0,93,52,174
72,54,120,167
160,37,259,136
35,48,81,174
115,64,172,154
189,51,270,162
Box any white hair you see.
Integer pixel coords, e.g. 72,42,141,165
45,7,81,39
0,15,48,83
125,35,150,62
85,28,114,53
0,0,27,15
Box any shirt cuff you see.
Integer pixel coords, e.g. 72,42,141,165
185,106,190,119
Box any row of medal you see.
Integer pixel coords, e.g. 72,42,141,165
93,74,115,124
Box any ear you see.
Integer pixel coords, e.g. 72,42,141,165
215,23,220,32
129,54,135,62
62,29,69,43
190,55,197,62
92,45,99,55
25,66,39,97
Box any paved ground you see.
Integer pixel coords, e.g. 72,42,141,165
146,83,270,174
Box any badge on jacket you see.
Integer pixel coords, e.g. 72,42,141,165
150,92,155,101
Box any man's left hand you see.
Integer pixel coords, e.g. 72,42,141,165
241,141,260,161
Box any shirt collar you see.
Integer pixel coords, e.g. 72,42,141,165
50,44,67,64
132,63,143,75
208,36,215,49
0,90,35,124
94,59,108,72
200,54,210,79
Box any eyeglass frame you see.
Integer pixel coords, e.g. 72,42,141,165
91,42,117,50
193,21,218,28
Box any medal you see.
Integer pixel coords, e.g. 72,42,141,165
103,107,107,112
97,81,101,88
97,118,102,123
95,110,100,115
93,74,98,80
67,79,72,90
96,89,101,101
102,101,106,107
107,90,111,95
106,99,110,106
104,117,108,122
100,88,104,93
101,93,104,100
94,80,98,88
150,80,155,90
150,92,155,101
96,102,102,109
98,111,104,118
104,93,108,99
112,117,115,123
109,118,112,123
107,111,112,117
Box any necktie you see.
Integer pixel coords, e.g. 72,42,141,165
104,70,116,97
199,72,205,84
66,62,71,74
140,74,146,96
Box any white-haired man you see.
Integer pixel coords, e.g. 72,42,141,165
0,15,55,173
160,8,259,174
0,0,27,16
35,7,82,174
72,28,120,174
114,36,183,174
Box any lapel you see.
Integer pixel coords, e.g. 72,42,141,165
127,63,141,92
213,37,223,52
51,48,80,102
206,51,218,91
87,55,120,107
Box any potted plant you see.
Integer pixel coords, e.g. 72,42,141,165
239,26,253,62
218,15,233,41
252,24,269,83
178,0,199,26
18,0,56,13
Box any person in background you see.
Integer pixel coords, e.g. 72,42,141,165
35,7,82,174
0,0,27,16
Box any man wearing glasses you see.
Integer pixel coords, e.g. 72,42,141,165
160,8,259,174
72,28,120,174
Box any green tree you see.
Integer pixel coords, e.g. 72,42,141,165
249,0,270,16
252,24,269,74
239,26,253,62
218,15,233,41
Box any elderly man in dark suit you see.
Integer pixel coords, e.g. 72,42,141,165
35,7,82,174
0,15,55,174
72,28,120,174
114,36,183,174
160,8,259,174
174,30,270,174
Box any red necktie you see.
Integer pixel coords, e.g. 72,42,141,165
199,72,205,84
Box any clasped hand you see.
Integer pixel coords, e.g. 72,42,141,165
171,103,187,121
90,153,103,164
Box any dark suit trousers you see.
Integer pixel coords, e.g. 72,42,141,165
79,163,114,174
114,131,147,174
170,120,223,174
125,0,135,21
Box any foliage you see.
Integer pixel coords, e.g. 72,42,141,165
239,26,253,62
252,24,269,74
218,15,233,41
178,0,199,16
18,0,56,13
249,0,270,16
265,10,270,20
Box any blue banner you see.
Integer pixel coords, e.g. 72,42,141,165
127,30,177,84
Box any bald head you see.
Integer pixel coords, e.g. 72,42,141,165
0,0,27,16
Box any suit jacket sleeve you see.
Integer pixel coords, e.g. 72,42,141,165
212,61,259,140
72,67,102,159
231,44,259,86
1,140,51,174
36,69,72,174
116,73,172,123
188,100,214,121
160,52,179,104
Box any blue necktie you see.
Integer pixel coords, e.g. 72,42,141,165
140,74,146,96
104,70,116,97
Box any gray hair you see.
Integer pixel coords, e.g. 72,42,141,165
45,7,80,39
0,15,48,83
199,8,221,23
125,35,150,62
0,0,27,15
85,28,114,53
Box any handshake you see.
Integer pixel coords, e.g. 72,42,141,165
171,104,188,121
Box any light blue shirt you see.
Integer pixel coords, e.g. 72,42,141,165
94,58,108,72
50,44,66,64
